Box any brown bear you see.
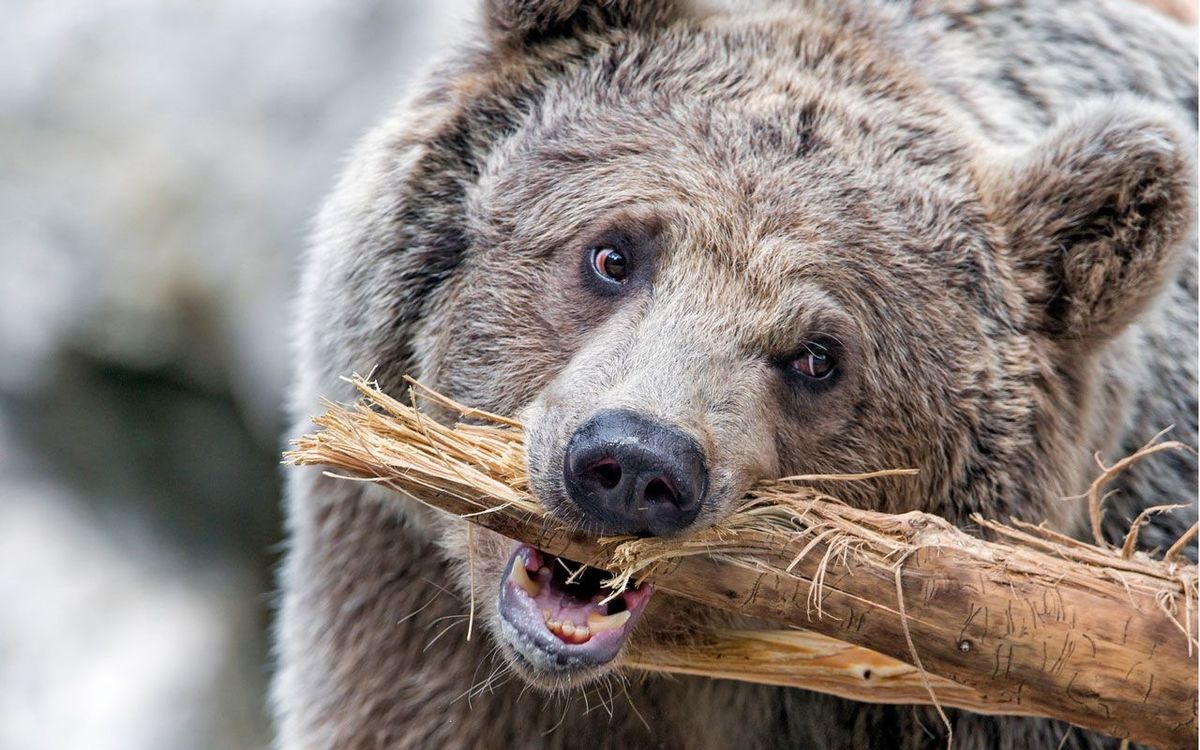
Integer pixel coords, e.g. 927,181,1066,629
274,0,1197,747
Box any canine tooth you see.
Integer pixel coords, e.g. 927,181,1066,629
587,610,632,633
511,560,540,597
542,609,552,620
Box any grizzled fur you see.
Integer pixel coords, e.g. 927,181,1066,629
275,1,1197,747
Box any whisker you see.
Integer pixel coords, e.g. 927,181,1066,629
542,698,571,736
622,683,652,733
423,620,466,652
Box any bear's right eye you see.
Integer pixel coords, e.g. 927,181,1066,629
590,246,628,283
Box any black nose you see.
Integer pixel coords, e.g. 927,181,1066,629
563,409,707,536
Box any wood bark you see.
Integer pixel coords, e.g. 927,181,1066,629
287,380,1198,748
370,482,1197,748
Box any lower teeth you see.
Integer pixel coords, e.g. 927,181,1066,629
587,610,631,633
544,616,591,643
540,608,631,643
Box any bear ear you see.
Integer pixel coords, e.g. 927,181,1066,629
983,98,1195,345
484,0,685,46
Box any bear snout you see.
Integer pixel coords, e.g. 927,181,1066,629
562,409,708,536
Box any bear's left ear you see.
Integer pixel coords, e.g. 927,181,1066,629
484,0,686,47
982,98,1195,344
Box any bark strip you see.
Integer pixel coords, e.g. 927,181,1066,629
286,377,1198,749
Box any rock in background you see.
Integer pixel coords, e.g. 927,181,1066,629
0,1,471,748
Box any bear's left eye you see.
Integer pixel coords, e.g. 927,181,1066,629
590,246,628,283
788,341,837,381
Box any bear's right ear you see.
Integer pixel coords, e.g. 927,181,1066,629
981,98,1195,345
485,0,684,47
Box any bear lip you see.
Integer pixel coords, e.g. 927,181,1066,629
497,544,652,671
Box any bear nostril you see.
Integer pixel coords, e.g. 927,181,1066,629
585,458,622,490
643,477,678,508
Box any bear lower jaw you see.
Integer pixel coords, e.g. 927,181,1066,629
495,544,653,677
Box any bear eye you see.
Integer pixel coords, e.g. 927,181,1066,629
789,342,836,381
590,246,628,283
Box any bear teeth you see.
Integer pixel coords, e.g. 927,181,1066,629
587,610,631,633
539,611,629,643
510,558,541,597
542,611,593,643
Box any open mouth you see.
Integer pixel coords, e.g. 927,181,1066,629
497,544,653,673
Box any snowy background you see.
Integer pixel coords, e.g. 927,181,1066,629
1,2,471,747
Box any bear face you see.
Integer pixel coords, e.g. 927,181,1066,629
297,0,1195,695
425,66,1021,526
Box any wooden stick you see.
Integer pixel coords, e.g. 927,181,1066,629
286,376,1198,749
625,629,1029,716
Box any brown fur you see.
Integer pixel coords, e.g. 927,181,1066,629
275,1,1197,747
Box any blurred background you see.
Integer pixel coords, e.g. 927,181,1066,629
1,1,470,748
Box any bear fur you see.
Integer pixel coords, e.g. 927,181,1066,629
274,1,1197,747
